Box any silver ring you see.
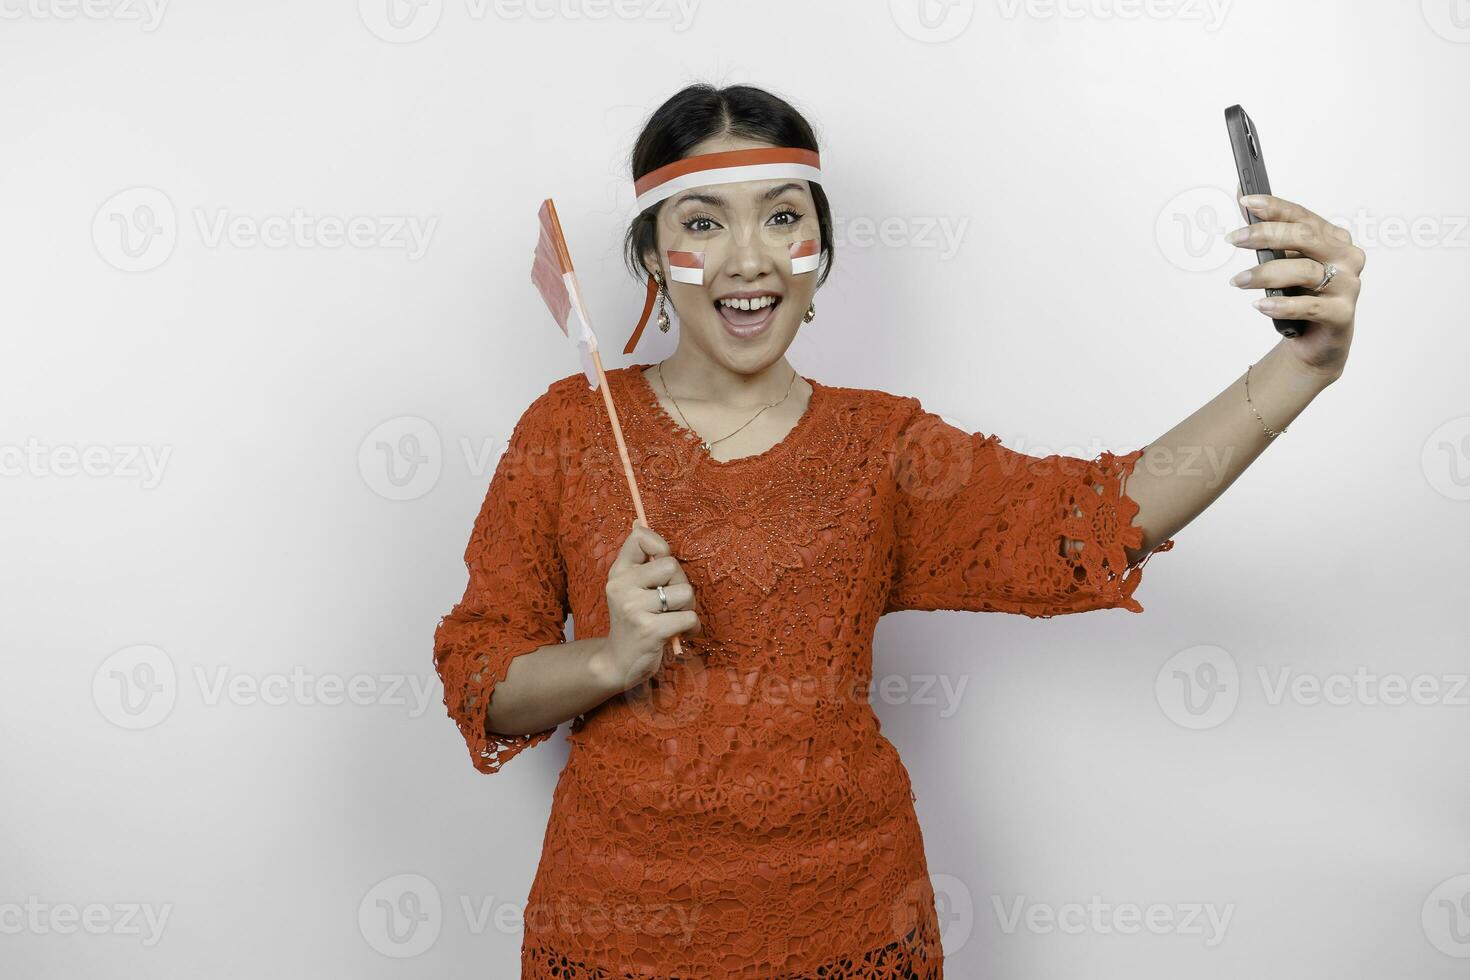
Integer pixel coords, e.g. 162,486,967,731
1311,262,1338,293
655,584,669,613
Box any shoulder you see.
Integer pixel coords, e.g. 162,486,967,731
819,381,1007,473
540,369,595,408
814,378,927,439
514,370,596,434
492,374,596,493
814,377,917,417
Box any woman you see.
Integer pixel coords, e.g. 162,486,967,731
433,84,1361,978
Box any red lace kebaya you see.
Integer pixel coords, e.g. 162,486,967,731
433,362,1175,978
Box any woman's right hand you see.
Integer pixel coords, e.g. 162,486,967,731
597,519,702,692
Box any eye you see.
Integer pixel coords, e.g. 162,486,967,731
769,207,803,227
680,213,721,234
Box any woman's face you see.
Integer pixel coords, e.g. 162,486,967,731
644,134,821,375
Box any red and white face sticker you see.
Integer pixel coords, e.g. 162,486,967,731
789,239,819,275
666,249,705,285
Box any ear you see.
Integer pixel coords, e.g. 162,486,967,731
641,247,662,280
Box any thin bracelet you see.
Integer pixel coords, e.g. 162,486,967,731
1245,362,1287,438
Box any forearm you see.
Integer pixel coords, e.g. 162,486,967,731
1119,338,1339,562
481,635,625,737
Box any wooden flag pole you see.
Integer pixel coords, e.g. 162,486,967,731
584,346,685,662
538,198,685,662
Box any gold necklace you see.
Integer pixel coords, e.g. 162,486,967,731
656,361,799,453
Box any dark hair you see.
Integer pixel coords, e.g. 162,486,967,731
622,83,833,290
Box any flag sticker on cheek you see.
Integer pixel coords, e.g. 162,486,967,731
666,249,705,285
789,239,819,275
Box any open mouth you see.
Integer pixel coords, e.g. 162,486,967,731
714,294,782,332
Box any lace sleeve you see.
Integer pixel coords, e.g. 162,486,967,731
884,398,1174,617
433,388,570,774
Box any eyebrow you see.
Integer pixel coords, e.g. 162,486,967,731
669,182,806,209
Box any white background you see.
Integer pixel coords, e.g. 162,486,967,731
3,1,1468,976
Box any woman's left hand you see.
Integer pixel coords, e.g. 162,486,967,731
1227,193,1365,383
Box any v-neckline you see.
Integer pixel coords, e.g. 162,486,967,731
625,361,825,469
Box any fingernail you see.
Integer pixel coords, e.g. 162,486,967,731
1226,228,1249,245
1254,298,1279,313
1229,270,1251,287
1240,195,1268,211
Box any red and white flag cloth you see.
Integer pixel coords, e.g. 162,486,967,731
526,196,689,659
531,198,600,390
666,249,705,285
789,238,819,275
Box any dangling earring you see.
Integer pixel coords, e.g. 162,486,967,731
654,270,671,333
803,301,816,323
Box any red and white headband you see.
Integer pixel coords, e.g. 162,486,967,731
632,146,822,214
623,146,823,354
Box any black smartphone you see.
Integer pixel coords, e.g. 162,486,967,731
1224,104,1307,338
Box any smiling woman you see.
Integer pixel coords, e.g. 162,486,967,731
432,79,1357,980
619,89,832,366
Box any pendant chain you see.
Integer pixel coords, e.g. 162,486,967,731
656,361,799,452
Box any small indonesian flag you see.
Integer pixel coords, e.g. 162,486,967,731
789,238,819,275
666,249,704,285
531,198,600,390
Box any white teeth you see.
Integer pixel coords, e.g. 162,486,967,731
718,296,777,311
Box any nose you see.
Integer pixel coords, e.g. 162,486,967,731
722,215,777,282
